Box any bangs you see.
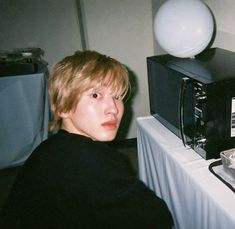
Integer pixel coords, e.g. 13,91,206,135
70,53,130,100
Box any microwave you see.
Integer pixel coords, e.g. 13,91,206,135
147,48,235,159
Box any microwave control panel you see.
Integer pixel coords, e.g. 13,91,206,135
194,82,207,148
231,97,235,137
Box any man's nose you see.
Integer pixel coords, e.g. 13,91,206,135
105,97,118,114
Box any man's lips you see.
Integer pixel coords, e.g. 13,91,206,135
101,120,118,129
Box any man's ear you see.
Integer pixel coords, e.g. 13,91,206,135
58,111,71,119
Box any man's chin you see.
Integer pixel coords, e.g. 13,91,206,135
95,132,117,142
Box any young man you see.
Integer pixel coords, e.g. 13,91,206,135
0,50,173,228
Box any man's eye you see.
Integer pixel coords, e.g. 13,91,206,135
114,95,122,100
92,93,101,99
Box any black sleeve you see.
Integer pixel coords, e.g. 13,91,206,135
78,145,174,229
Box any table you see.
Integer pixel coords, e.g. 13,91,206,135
0,73,49,169
137,116,235,229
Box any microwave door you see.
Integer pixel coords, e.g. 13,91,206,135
179,77,195,148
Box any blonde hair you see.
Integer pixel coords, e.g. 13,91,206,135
48,50,130,131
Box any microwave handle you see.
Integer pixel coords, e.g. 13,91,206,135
179,77,190,147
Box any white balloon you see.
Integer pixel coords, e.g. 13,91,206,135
154,0,214,58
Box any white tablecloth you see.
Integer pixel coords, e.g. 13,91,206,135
0,73,49,169
137,116,235,229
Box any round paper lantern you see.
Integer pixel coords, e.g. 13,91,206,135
154,0,214,58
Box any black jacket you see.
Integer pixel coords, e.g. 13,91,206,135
0,130,173,228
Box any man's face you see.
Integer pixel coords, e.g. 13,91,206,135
60,86,124,141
